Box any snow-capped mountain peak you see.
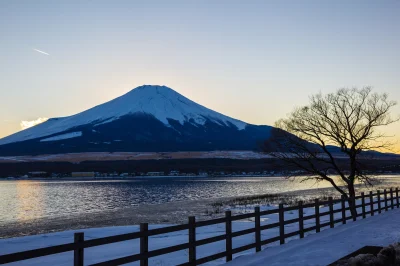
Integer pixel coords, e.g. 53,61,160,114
102,85,246,129
0,85,247,145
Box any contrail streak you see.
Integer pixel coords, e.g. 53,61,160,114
33,48,50,56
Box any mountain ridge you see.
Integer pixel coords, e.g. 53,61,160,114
0,85,272,156
0,85,248,146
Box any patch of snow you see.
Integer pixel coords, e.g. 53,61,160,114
0,85,247,145
93,118,116,127
0,157,26,162
39,132,82,142
1,199,397,266
198,151,273,159
30,154,60,161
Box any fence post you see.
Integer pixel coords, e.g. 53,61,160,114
378,190,382,214
140,223,149,266
341,195,346,224
74,232,84,266
361,193,366,219
279,203,285,245
396,188,399,208
329,197,334,228
299,201,304,238
390,188,394,209
255,207,261,252
352,196,356,222
315,199,320,233
384,189,388,211
225,211,232,262
188,216,196,265
369,191,374,216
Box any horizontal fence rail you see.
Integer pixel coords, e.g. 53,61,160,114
1,187,399,265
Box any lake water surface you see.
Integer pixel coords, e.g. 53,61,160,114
1,176,399,225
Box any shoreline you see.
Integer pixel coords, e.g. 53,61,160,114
0,175,276,181
1,183,395,239
1,172,399,181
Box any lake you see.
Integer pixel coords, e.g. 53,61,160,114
1,175,400,225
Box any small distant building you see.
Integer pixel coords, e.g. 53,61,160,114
71,172,95,177
169,170,180,176
28,171,48,177
147,171,164,176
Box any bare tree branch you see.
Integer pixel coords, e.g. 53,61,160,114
263,87,399,219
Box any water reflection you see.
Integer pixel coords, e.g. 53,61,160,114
15,181,44,222
0,175,398,224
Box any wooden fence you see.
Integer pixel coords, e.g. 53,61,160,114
1,188,399,266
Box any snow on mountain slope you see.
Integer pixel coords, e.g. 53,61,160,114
39,132,83,142
0,85,247,145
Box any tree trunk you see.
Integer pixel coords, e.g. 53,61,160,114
347,183,357,220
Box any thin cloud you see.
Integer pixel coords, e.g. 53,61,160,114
32,48,50,56
20,117,48,130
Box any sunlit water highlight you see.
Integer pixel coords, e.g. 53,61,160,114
1,176,399,224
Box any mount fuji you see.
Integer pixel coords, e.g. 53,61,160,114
0,85,274,156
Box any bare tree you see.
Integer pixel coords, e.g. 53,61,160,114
265,87,399,218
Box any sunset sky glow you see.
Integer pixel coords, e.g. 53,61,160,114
0,0,399,151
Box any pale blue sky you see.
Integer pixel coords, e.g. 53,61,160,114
1,0,399,145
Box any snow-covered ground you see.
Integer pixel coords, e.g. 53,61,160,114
227,208,400,266
1,197,396,266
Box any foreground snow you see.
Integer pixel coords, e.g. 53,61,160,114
0,199,397,265
227,208,400,266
